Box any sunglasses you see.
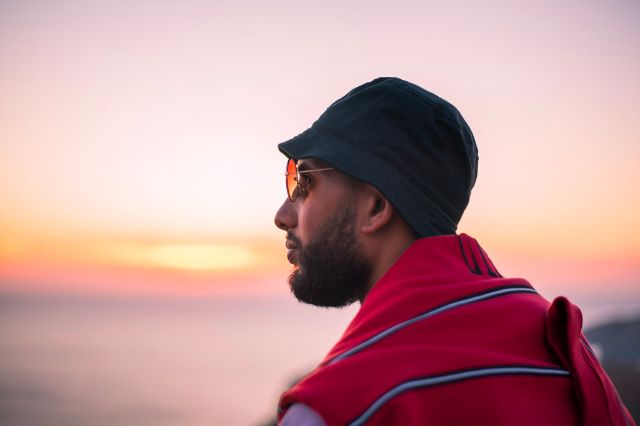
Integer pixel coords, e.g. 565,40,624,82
285,158,334,202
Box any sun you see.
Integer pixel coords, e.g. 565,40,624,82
103,243,254,271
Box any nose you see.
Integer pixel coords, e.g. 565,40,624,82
274,198,297,231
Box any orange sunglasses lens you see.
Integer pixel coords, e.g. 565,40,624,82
286,158,298,201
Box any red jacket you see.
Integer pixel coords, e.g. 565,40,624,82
278,234,634,425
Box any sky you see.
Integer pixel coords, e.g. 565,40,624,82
0,0,639,301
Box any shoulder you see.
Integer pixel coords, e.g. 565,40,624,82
280,403,326,426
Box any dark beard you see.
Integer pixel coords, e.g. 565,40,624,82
288,205,372,308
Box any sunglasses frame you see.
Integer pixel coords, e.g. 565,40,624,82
285,158,334,202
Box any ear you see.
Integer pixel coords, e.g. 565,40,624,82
360,187,394,235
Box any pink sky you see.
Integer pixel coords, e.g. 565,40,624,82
0,0,638,300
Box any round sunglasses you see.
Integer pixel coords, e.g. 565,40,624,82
285,158,334,202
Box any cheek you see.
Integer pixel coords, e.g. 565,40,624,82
296,206,327,246
296,211,315,245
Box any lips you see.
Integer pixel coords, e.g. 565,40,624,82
286,240,299,265
287,249,298,265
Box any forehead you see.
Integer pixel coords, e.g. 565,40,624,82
297,157,329,169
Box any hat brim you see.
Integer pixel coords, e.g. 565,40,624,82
278,127,457,237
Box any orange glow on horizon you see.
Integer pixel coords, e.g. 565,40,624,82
99,243,254,271
0,231,293,296
0,228,637,298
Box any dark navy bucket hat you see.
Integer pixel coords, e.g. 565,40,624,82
278,77,478,237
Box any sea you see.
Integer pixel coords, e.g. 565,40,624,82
1,289,639,426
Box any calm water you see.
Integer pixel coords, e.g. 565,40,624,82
0,294,357,426
0,290,638,426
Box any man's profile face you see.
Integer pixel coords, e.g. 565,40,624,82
274,159,371,307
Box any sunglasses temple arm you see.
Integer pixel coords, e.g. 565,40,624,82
297,167,334,175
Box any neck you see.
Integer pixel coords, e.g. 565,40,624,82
359,227,417,302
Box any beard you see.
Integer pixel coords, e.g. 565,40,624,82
288,204,372,308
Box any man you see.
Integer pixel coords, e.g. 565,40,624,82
273,77,634,425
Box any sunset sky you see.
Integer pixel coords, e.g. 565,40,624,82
1,0,638,301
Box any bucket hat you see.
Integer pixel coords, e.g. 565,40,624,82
278,77,478,237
